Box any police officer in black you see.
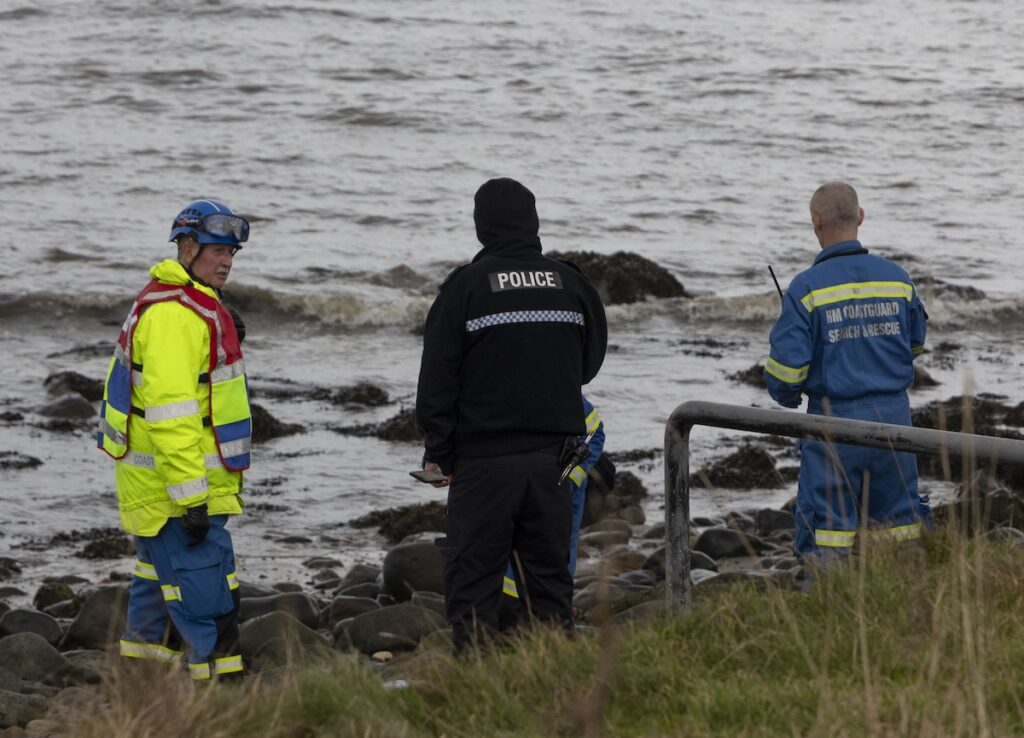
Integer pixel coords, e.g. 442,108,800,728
416,177,607,652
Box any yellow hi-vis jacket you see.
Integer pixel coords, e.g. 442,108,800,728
99,259,249,536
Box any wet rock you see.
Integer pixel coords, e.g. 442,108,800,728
336,582,380,599
236,581,277,599
755,508,796,537
642,522,665,539
0,586,26,599
239,611,330,668
35,393,95,419
723,511,756,533
327,596,380,628
255,380,390,408
603,549,648,574
0,560,23,582
911,365,939,389
0,411,24,422
929,279,986,301
582,470,648,527
618,570,658,588
41,601,78,619
547,250,689,305
583,519,633,537
933,473,1024,534
239,592,320,629
0,603,9,618
341,603,446,655
338,563,381,591
727,363,766,388
691,444,787,489
0,610,62,646
694,529,768,560
0,633,70,683
48,528,133,560
250,402,302,443
335,407,420,443
605,448,660,464
303,557,342,570
43,371,103,402
271,582,304,593
349,502,446,545
578,531,630,550
0,453,42,471
618,505,646,525
381,542,444,602
323,383,390,408
0,689,48,729
642,547,717,579
60,586,128,651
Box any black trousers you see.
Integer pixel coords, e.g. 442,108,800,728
437,448,574,652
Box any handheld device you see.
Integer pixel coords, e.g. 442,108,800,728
410,469,448,484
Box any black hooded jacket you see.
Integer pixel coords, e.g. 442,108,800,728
415,178,608,473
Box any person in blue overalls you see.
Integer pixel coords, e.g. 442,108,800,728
764,181,931,559
501,395,605,620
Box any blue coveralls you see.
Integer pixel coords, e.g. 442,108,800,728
122,516,242,680
764,240,931,558
503,395,605,599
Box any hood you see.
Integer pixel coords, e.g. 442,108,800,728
149,259,218,298
473,178,542,258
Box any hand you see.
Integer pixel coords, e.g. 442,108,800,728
423,461,451,488
228,307,246,343
182,504,210,547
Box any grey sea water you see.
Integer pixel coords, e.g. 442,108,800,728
2,0,1023,593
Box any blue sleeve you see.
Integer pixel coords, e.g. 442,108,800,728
764,289,812,408
909,282,927,359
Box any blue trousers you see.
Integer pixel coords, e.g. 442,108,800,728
120,515,243,680
794,393,932,558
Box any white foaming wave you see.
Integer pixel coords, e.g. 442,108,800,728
270,292,433,328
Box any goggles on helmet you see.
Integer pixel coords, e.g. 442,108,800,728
173,213,250,243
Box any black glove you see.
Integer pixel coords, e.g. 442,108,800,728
182,504,210,547
228,307,246,343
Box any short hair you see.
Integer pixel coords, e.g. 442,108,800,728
175,234,198,260
810,182,860,228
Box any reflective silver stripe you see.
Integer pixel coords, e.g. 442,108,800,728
132,560,159,581
120,640,182,663
131,370,144,387
205,453,224,469
121,451,156,469
189,662,211,680
98,418,126,445
114,343,132,370
210,359,245,384
214,655,243,674
161,584,182,601
226,571,239,590
466,310,585,333
219,438,251,459
166,476,208,502
144,399,201,422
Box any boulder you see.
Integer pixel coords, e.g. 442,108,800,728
335,407,420,443
326,596,380,628
582,471,648,527
756,508,796,536
409,591,446,619
694,529,769,560
618,505,646,525
0,610,62,646
381,542,444,602
0,453,42,471
36,393,95,419
239,611,330,668
0,633,70,682
236,580,278,599
239,592,320,629
642,547,717,579
43,371,103,402
691,444,786,489
578,531,630,550
337,563,381,591
303,557,342,570
0,689,49,729
602,549,648,575
60,586,128,651
335,582,380,599
582,519,633,537
341,603,446,655
349,502,446,545
546,250,689,305
32,584,76,613
250,403,302,443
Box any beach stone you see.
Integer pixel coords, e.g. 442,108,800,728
342,603,446,655
236,580,277,599
578,531,630,549
0,604,8,618
32,584,75,613
603,549,648,575
250,402,302,443
0,633,69,683
0,668,21,693
239,592,320,629
618,505,646,525
723,511,756,533
381,542,444,602
642,547,717,579
572,580,628,613
617,570,658,588
0,453,42,472
310,568,339,584
546,250,688,305
756,508,796,536
410,591,446,619
691,444,786,489
0,690,48,729
338,563,381,590
60,585,128,651
239,611,329,667
642,522,665,539
692,516,725,527
695,529,768,560
336,582,380,599
582,471,648,527
0,586,25,599
276,535,313,545
35,393,95,420
327,596,380,628
0,611,62,646
271,582,304,593
583,519,633,537
303,557,342,570
43,371,103,402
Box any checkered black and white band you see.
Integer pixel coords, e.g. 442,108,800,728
465,310,586,333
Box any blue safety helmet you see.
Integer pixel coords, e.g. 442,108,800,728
169,199,249,248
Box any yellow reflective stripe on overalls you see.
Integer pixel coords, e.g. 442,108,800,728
503,574,519,598
119,640,182,663
226,571,239,590
214,655,243,675
568,465,586,486
800,281,914,312
912,344,925,356
765,357,809,385
189,662,211,680
585,409,602,434
162,584,182,602
870,523,922,541
814,529,856,548
132,560,159,581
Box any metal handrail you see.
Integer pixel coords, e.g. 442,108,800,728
664,400,1024,606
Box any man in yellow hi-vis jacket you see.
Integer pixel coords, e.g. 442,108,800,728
98,198,252,680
